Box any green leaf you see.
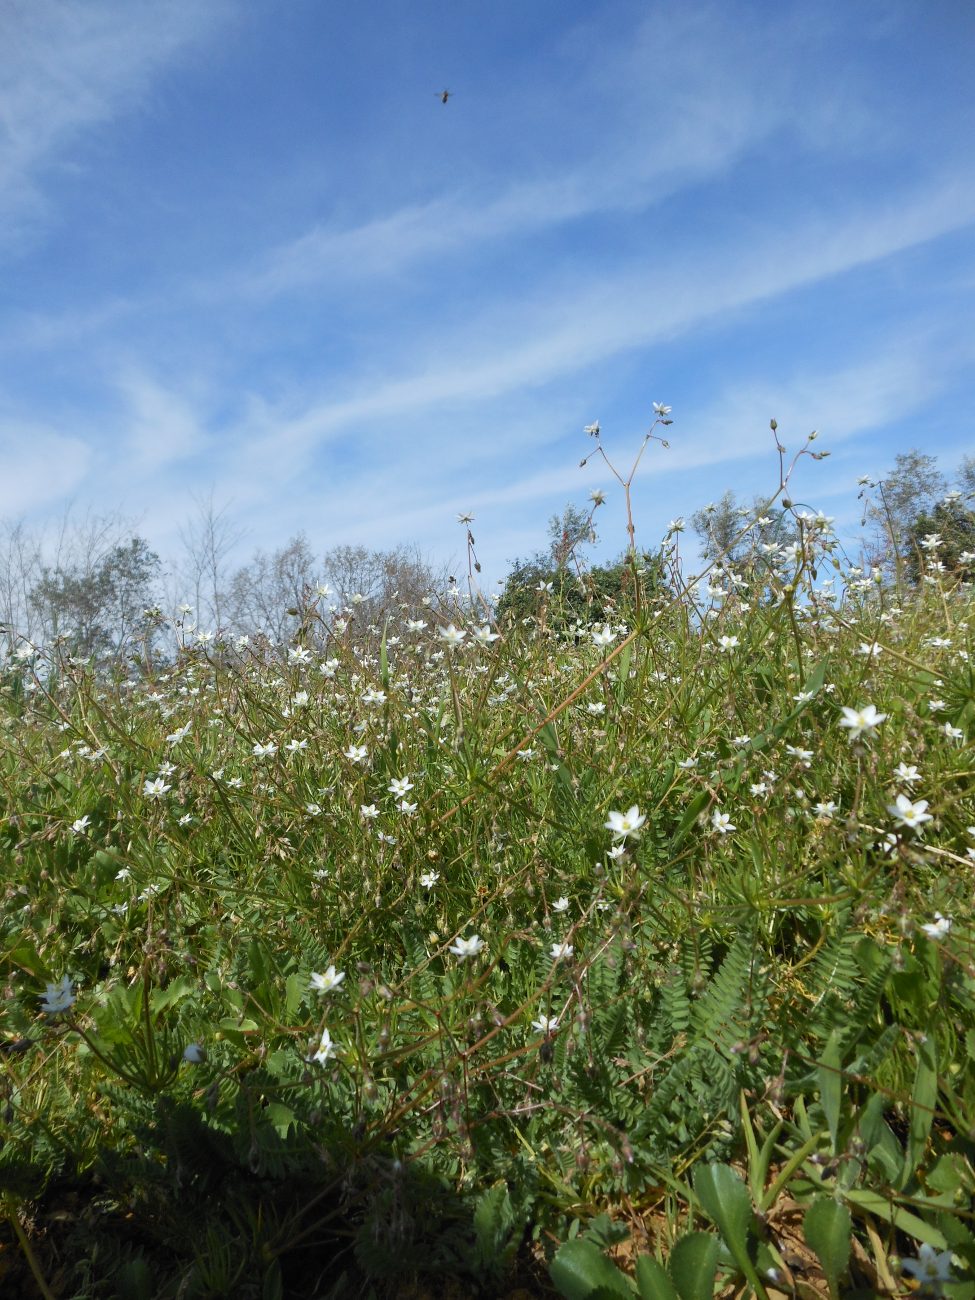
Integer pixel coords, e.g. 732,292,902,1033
804,1197,851,1289
550,1239,634,1300
843,1189,947,1249
634,1255,679,1300
667,1232,720,1300
901,1034,938,1189
672,790,710,851
692,1163,758,1286
817,1032,842,1154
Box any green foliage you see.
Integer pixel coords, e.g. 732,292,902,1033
2,470,975,1296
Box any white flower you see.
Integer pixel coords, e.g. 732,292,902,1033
839,704,887,741
584,421,600,436
552,897,570,913
305,802,322,816
653,402,672,417
591,626,616,648
343,743,369,764
604,805,646,839
143,777,171,799
920,913,951,941
286,738,308,753
814,800,838,818
398,799,418,814
888,793,933,833
472,625,499,646
901,1243,954,1289
309,966,346,995
550,941,574,961
405,618,427,633
40,975,75,1015
438,624,466,647
858,642,882,658
894,763,920,784
360,803,379,820
70,816,91,835
943,722,964,741
183,1043,206,1063
531,1014,560,1033
457,512,474,524
310,1028,337,1065
449,933,485,960
252,741,278,758
419,870,440,888
388,776,413,797
589,489,606,505
586,702,606,716
718,635,739,652
711,810,736,834
288,645,312,664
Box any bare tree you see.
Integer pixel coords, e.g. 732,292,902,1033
174,493,245,632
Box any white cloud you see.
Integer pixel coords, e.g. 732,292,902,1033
114,371,208,469
0,0,229,245
0,422,91,513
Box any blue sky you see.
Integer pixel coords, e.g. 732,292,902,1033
2,0,974,585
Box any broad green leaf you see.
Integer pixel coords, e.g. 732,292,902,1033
634,1255,679,1300
550,1239,634,1300
804,1198,851,1288
692,1163,757,1286
667,1232,720,1300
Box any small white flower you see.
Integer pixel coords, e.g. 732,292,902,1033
449,933,485,960
901,1243,954,1288
531,1014,560,1033
888,793,933,833
309,966,346,995
552,897,570,914
839,704,887,741
472,625,499,646
550,941,574,961
718,635,739,652
310,1028,337,1065
584,421,600,437
711,810,736,835
943,722,964,741
252,741,278,758
589,488,606,505
920,913,951,941
343,744,369,764
40,975,75,1015
289,645,312,664
814,800,838,818
652,401,672,417
388,776,413,797
419,870,440,888
70,816,91,835
894,763,920,784
592,626,616,648
586,702,606,716
457,512,474,524
604,805,646,839
143,777,171,799
398,799,418,814
438,624,466,647
360,803,379,820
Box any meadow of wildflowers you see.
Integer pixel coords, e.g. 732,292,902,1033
1,428,974,1297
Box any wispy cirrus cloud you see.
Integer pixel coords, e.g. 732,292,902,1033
0,0,229,246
